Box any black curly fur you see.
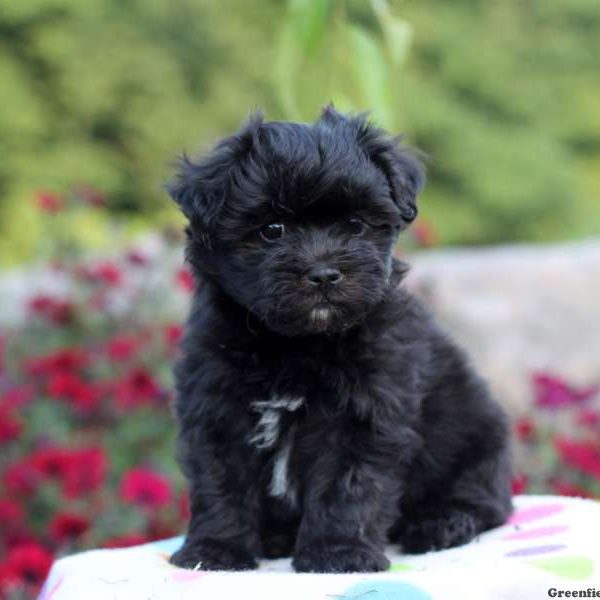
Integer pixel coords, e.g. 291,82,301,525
167,107,513,574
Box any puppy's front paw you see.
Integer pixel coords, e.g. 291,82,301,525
293,540,389,573
400,511,478,553
170,539,257,571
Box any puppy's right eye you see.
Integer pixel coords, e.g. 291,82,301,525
260,223,285,242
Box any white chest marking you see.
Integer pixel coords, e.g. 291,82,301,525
270,439,293,499
249,395,303,506
248,395,304,450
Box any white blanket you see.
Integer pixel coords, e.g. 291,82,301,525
39,495,600,600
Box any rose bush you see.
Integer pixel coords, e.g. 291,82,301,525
513,373,600,499
0,191,194,599
0,191,598,599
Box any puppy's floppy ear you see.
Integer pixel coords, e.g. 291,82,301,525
354,117,425,224
166,112,264,241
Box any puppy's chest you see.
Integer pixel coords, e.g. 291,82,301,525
243,348,377,505
248,394,305,507
248,395,304,451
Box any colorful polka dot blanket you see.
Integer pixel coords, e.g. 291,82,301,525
39,496,600,600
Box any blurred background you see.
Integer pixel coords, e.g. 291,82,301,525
0,0,599,596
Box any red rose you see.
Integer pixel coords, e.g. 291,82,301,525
3,460,40,496
76,262,123,287
164,324,183,349
28,446,107,498
49,512,90,543
102,533,149,549
0,499,24,525
126,250,149,266
30,447,71,480
62,447,107,499
120,468,173,509
93,262,123,287
0,405,23,443
514,417,536,442
1,386,34,409
26,348,88,377
106,335,138,362
47,373,101,413
47,372,80,398
29,295,54,315
577,409,600,428
49,300,75,325
115,368,162,409
533,373,599,410
554,437,600,480
0,563,21,595
1,543,53,589
549,479,593,499
511,474,529,495
36,191,62,213
28,296,75,325
2,529,38,551
176,267,194,293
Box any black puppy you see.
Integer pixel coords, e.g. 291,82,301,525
168,107,512,574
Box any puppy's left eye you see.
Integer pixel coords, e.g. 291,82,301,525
260,222,285,242
345,218,367,237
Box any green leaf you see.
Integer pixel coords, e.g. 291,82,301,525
343,23,394,128
371,0,412,66
289,0,332,56
273,22,302,120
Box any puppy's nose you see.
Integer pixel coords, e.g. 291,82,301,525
306,266,343,286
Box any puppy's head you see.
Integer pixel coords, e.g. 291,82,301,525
168,106,424,336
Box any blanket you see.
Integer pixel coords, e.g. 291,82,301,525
39,495,600,600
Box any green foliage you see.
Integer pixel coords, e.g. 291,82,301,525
0,0,277,265
271,0,600,244
1,0,599,263
272,0,411,128
398,0,600,244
